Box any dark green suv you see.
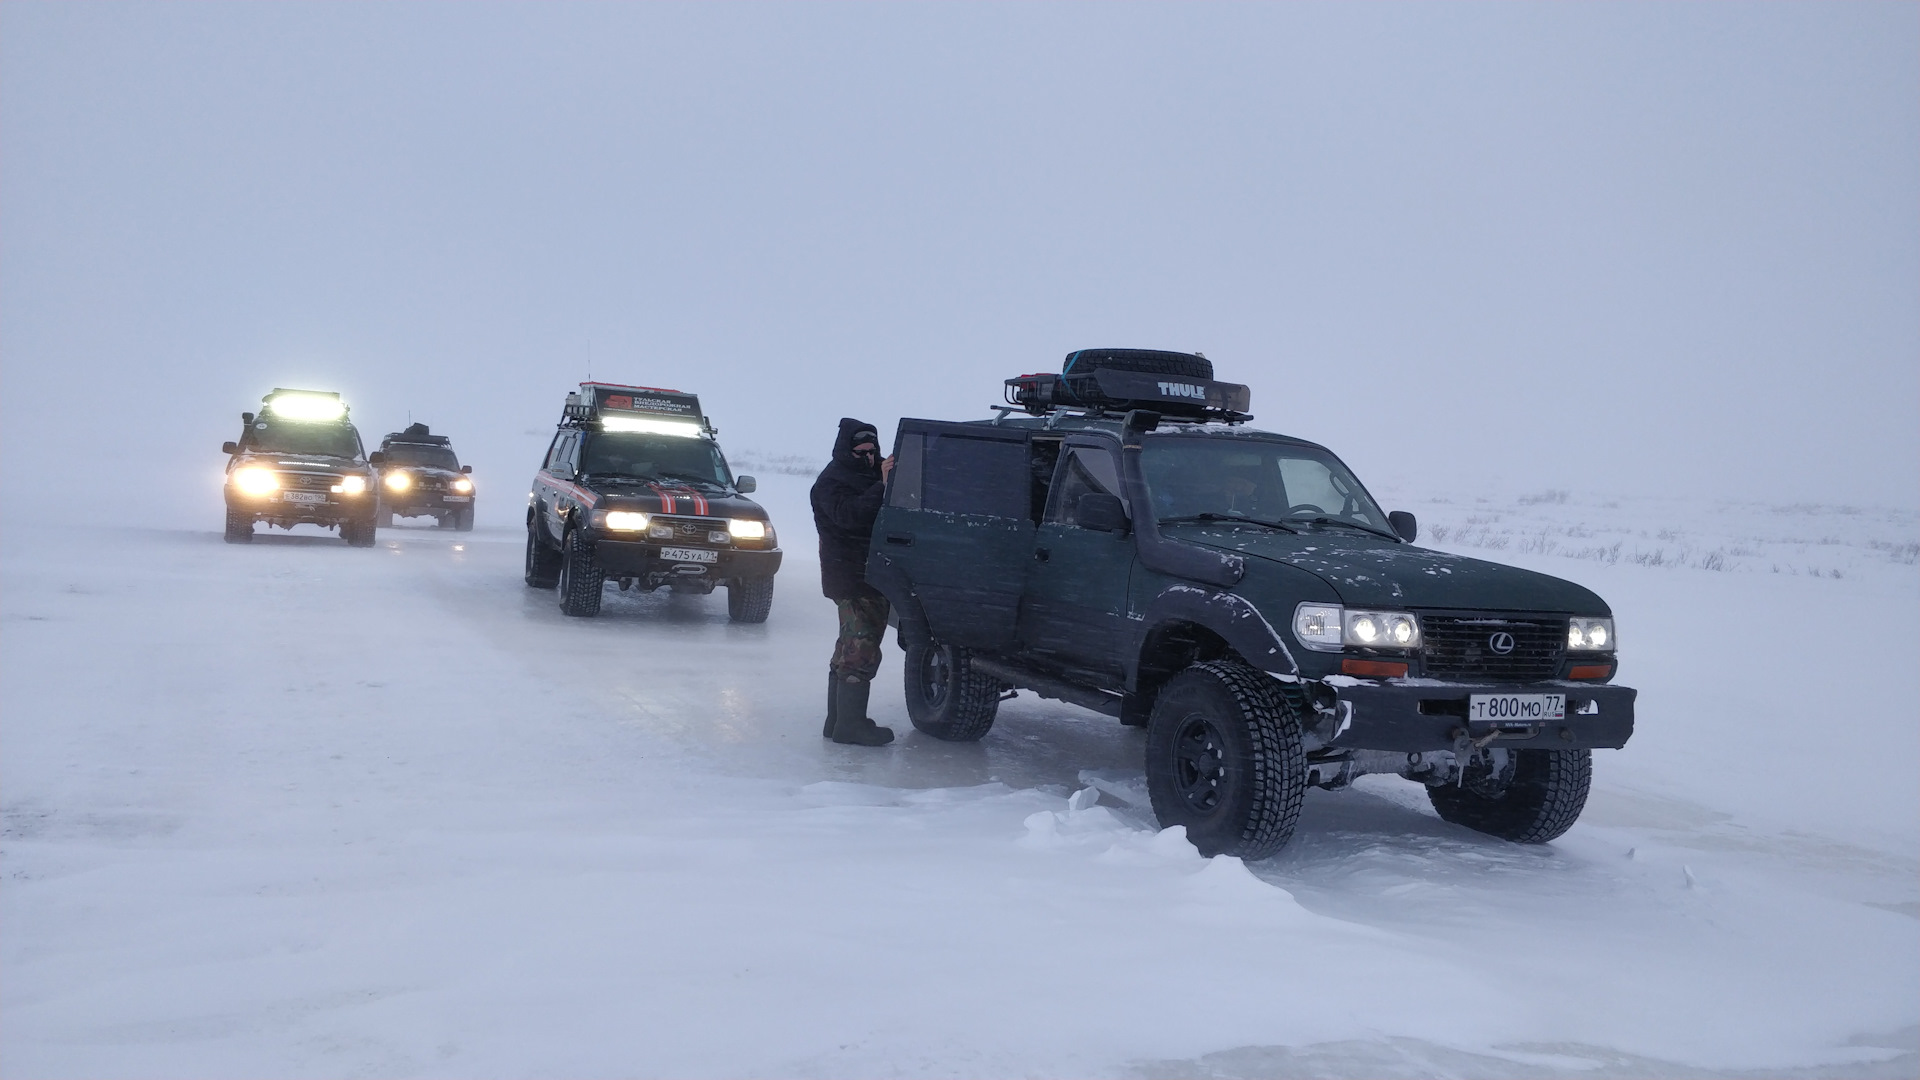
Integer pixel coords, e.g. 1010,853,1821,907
864,349,1635,858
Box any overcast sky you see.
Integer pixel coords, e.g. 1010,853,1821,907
3,3,1915,524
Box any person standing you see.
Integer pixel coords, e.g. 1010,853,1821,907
810,418,895,746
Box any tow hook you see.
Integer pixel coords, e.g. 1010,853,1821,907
1448,726,1502,787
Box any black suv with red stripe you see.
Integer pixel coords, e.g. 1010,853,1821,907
524,382,781,622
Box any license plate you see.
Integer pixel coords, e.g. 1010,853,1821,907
659,546,718,564
1469,693,1565,723
443,495,470,502
282,491,327,505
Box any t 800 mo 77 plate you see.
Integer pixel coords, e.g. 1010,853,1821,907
1468,693,1565,723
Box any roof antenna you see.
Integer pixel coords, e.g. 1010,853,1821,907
587,337,593,384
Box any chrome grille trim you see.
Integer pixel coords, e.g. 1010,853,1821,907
1419,614,1565,682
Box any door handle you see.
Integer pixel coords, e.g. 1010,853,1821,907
886,534,914,547
1034,547,1050,562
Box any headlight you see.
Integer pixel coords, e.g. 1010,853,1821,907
1568,617,1614,652
383,471,412,492
232,467,279,495
1293,603,1421,651
727,518,767,540
593,510,650,531
336,475,367,495
450,478,474,494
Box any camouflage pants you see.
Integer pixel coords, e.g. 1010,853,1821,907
830,596,890,683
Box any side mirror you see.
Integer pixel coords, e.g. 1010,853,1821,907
735,475,757,494
221,441,238,455
368,451,387,466
460,465,473,474
1077,492,1128,533
1388,510,1418,543
240,412,254,424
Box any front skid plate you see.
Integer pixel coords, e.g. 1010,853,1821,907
1317,680,1635,752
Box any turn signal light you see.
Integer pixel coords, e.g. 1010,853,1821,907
1569,663,1614,680
1341,659,1408,678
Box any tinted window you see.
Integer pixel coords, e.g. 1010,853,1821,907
382,444,459,470
1141,436,1389,531
919,433,1028,518
1045,445,1127,527
580,432,732,487
246,420,362,460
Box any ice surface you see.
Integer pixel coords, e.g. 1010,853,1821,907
2,475,1915,1078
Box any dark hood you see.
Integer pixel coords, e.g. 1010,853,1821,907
1166,523,1611,615
830,417,883,477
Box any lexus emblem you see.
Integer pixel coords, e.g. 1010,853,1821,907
1488,632,1517,655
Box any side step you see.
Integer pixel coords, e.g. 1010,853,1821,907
968,656,1124,718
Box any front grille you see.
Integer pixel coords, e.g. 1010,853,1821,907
655,516,725,542
285,473,337,490
1420,614,1565,682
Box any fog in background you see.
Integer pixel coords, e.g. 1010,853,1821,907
3,3,1915,528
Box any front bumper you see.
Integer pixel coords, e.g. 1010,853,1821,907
226,490,373,525
1313,678,1636,752
384,492,473,514
590,539,782,582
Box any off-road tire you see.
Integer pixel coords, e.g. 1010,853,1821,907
524,525,561,588
1145,660,1306,859
376,508,394,528
557,527,604,617
223,510,253,544
1063,348,1213,381
903,641,1002,741
342,517,377,547
726,576,774,623
1428,748,1591,844
453,506,474,532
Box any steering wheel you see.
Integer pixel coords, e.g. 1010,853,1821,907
1285,503,1329,517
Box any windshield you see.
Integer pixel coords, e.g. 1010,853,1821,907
581,432,733,488
382,444,459,470
1141,436,1391,534
244,420,363,460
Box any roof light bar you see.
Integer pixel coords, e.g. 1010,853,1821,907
264,389,347,422
600,416,704,438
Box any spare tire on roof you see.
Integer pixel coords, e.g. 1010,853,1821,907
1062,348,1213,381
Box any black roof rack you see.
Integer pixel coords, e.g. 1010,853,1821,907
382,422,450,447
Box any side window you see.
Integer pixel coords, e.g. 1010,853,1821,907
1045,445,1127,527
545,433,576,474
921,434,1029,518
888,432,925,508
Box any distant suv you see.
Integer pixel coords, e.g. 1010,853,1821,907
865,349,1635,858
524,382,782,621
373,424,476,530
222,388,378,546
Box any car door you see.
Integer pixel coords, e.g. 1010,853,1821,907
873,420,1034,653
538,432,580,543
1019,438,1136,675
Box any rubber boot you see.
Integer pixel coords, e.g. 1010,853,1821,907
831,678,894,746
822,671,839,738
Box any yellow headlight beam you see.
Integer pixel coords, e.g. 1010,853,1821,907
383,471,412,492
726,518,766,540
232,467,280,495
264,392,347,422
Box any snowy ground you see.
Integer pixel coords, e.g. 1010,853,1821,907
2,475,1916,1078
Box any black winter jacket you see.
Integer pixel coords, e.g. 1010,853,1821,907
810,418,886,601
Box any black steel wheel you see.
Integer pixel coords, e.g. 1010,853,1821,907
903,641,1001,742
524,523,561,588
1145,660,1305,858
223,510,253,544
1428,748,1591,844
557,527,604,617
726,576,774,623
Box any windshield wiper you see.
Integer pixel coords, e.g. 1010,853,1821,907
1158,513,1299,534
1291,516,1399,541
